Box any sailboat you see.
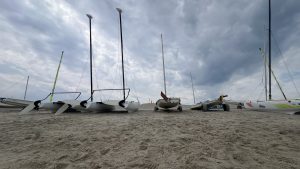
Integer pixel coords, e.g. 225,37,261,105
0,98,33,108
154,34,182,112
0,43,85,114
0,75,33,108
244,0,300,115
81,9,139,113
19,51,84,115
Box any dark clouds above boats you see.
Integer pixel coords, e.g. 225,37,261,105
0,0,299,103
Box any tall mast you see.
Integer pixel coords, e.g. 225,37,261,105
268,0,272,100
116,8,126,101
263,25,268,101
161,34,167,96
24,75,29,100
87,14,93,102
50,51,64,102
190,72,196,104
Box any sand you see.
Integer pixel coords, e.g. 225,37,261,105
0,106,299,169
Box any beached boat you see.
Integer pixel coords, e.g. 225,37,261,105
154,34,182,112
0,76,32,108
19,91,82,115
0,98,33,108
190,95,230,111
18,51,85,115
81,9,139,113
244,0,300,115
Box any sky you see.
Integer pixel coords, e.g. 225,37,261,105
0,0,300,104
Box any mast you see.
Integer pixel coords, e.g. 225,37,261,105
268,0,272,100
161,34,167,96
24,76,29,100
263,26,268,101
116,8,126,101
87,14,93,102
190,72,196,104
50,51,64,102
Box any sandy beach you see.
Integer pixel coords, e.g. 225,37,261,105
0,106,299,169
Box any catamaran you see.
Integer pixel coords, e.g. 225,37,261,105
79,9,139,113
154,34,182,112
0,52,73,114
20,9,139,115
18,51,86,115
244,0,300,115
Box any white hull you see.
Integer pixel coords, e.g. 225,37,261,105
124,101,140,112
0,98,33,107
85,100,140,113
19,99,140,115
244,100,300,114
190,103,202,110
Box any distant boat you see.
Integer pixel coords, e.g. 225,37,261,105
0,75,33,108
154,34,182,112
0,98,33,108
244,0,300,115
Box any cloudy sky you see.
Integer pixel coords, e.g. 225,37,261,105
0,0,299,104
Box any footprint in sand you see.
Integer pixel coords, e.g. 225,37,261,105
100,148,111,155
139,138,151,150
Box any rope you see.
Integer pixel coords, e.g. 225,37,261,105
93,53,103,101
271,32,300,97
75,58,88,93
255,72,265,101
92,54,100,90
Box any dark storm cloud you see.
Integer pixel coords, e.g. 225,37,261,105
136,0,300,87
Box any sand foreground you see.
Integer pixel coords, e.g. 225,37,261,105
0,108,299,169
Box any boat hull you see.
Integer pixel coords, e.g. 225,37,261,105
86,102,116,112
124,101,140,112
244,100,300,114
156,98,180,109
40,102,65,112
0,98,33,107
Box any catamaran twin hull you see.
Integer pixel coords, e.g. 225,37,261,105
20,99,139,115
244,100,300,114
83,100,139,113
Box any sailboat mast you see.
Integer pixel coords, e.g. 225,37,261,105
87,14,93,102
50,51,64,102
24,75,29,100
117,8,126,101
263,26,268,101
190,72,196,104
268,0,272,100
161,34,167,96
